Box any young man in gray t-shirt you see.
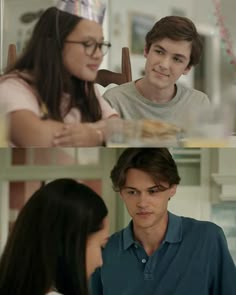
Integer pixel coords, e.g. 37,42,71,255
104,16,210,126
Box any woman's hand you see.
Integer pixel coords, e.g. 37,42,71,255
52,123,104,147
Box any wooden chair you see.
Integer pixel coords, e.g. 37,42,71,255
7,44,17,68
6,44,132,85
96,47,132,86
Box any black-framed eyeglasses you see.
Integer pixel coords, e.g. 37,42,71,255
65,39,111,56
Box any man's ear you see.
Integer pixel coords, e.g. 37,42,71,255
169,184,177,199
119,191,124,201
144,46,148,58
183,65,192,75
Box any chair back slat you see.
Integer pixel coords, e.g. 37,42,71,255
96,47,132,86
6,44,132,86
7,44,17,68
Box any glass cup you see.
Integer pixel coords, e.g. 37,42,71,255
183,104,234,147
105,118,142,147
0,110,8,147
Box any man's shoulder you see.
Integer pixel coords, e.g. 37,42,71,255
104,81,134,98
101,228,126,260
181,216,222,237
107,228,124,244
177,83,209,101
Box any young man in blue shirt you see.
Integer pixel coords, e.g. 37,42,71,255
91,148,236,295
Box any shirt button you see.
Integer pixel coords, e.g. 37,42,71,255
144,273,153,280
141,259,146,263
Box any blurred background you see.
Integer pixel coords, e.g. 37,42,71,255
0,147,235,263
0,1,235,264
1,0,236,140
1,0,236,104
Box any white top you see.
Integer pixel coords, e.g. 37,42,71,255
0,75,118,122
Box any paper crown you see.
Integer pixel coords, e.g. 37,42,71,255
56,0,106,24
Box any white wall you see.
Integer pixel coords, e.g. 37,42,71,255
1,0,55,71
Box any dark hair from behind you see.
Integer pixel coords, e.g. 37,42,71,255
111,148,181,191
0,178,108,295
145,16,203,67
6,7,102,122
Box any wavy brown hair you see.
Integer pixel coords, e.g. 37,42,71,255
6,7,102,122
145,16,203,67
111,148,181,191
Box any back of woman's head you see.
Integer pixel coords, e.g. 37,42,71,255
0,178,108,295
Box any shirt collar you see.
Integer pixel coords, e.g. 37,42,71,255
123,220,135,250
164,212,182,243
122,211,182,250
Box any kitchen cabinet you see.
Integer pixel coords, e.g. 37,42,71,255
211,148,236,202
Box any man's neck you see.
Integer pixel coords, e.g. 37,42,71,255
136,78,176,104
133,213,169,256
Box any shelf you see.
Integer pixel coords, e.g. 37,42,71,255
212,173,236,201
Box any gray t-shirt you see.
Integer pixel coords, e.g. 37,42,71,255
103,81,210,126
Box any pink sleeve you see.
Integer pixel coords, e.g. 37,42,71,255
94,85,118,119
0,78,41,116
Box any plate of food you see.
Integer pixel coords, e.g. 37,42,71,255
105,118,183,147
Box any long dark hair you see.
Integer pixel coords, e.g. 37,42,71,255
6,7,102,122
0,179,108,295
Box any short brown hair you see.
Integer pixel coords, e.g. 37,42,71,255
145,16,203,66
111,148,181,191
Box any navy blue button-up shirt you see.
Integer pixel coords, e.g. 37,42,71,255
91,212,236,295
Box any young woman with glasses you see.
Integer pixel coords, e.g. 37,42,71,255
0,7,117,147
